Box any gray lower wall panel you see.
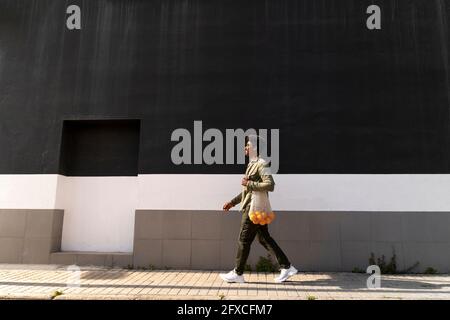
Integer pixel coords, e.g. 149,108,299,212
134,210,450,273
2,209,449,272
0,209,64,264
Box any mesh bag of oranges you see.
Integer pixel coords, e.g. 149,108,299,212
248,191,275,225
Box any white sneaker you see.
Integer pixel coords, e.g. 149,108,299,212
274,265,298,283
220,270,245,283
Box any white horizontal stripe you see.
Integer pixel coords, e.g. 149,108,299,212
137,174,450,212
1,174,450,212
0,174,59,209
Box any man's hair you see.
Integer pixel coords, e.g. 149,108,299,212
245,135,267,157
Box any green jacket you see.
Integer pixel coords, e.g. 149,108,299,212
230,158,275,211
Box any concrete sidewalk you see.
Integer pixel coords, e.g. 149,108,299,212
0,264,449,300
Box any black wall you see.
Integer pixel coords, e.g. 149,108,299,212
0,0,449,174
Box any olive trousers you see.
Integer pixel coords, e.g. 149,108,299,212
234,207,291,275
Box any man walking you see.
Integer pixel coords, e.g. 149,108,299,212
220,135,297,283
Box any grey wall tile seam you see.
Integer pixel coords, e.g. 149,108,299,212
189,212,192,268
158,239,163,268
0,236,27,239
338,214,343,271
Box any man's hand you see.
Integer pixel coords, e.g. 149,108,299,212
241,176,249,187
223,202,233,212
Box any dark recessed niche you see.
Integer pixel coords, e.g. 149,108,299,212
59,120,140,176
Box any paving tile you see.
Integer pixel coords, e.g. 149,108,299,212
0,266,449,300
